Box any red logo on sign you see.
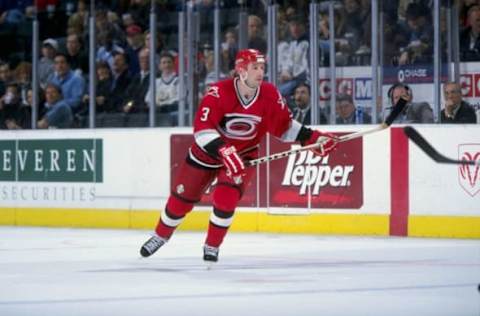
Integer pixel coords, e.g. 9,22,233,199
458,144,480,197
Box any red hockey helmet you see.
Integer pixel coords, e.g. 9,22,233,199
234,49,266,72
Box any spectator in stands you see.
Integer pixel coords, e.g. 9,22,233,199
247,15,267,54
336,93,372,124
460,5,480,61
276,7,290,46
318,7,342,66
386,83,434,123
39,38,58,89
128,0,150,31
145,52,178,113
221,28,238,74
397,2,433,65
82,61,114,114
0,1,29,31
122,48,150,113
96,30,125,71
48,53,86,111
16,87,37,129
67,19,84,38
278,15,309,97
382,11,409,66
289,82,327,125
200,48,226,99
38,83,73,129
143,29,164,57
110,52,132,112
95,8,125,48
336,0,367,66
0,61,12,96
13,61,32,106
441,82,477,123
36,2,68,39
121,12,135,29
125,24,144,75
68,0,88,29
459,0,480,27
0,83,22,129
65,33,88,76
284,4,298,22
5,86,37,129
67,1,88,39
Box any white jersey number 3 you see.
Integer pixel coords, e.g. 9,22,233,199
200,107,210,121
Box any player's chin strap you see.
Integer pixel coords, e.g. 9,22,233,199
239,72,258,91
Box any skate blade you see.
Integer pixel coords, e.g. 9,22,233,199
204,261,216,270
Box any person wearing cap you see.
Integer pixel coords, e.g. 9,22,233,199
125,24,143,75
139,49,339,264
39,38,58,89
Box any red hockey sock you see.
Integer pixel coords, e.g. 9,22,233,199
205,184,240,247
155,195,194,239
205,222,230,248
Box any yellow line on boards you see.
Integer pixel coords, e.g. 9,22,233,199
409,215,480,239
0,207,388,235
2,208,479,238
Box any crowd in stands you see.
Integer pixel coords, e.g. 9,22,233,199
0,0,478,129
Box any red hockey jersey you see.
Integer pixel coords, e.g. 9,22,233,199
192,78,294,165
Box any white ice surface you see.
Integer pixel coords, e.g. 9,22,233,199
0,227,479,316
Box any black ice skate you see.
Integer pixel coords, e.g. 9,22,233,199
203,244,219,262
140,235,167,257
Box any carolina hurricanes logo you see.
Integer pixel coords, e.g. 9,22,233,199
220,113,262,140
206,86,220,98
458,144,480,197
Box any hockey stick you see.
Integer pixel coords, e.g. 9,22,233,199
247,98,408,167
403,126,478,166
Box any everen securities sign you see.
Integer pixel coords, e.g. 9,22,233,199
0,139,102,203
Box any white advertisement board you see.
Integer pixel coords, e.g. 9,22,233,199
409,125,480,216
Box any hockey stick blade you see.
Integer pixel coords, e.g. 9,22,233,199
403,126,477,166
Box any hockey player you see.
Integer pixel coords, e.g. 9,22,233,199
140,49,338,263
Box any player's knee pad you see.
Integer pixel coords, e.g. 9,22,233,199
166,194,194,217
212,183,241,212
